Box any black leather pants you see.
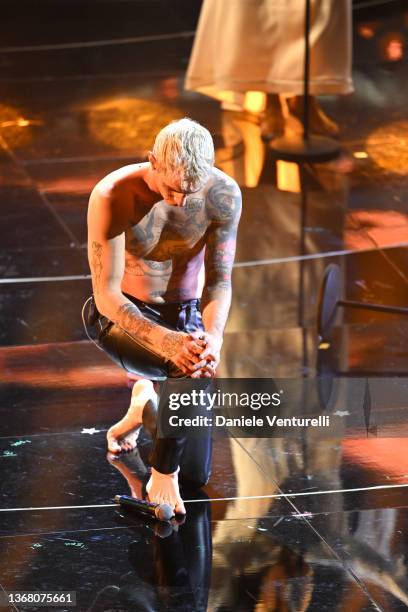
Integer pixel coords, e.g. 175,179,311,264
83,293,213,488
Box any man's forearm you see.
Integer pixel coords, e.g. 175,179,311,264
201,285,232,339
96,290,183,361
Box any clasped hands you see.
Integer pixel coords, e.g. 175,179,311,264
171,330,222,378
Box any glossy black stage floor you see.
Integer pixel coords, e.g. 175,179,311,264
1,2,408,611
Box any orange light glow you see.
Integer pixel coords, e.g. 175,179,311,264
353,151,368,159
378,32,405,62
318,342,330,350
386,38,404,61
86,97,183,153
35,174,107,195
159,77,180,101
366,120,408,175
276,160,301,193
0,118,38,128
358,24,376,39
343,439,408,481
216,113,265,187
0,364,127,388
0,104,40,148
0,342,127,388
244,91,266,114
345,210,408,250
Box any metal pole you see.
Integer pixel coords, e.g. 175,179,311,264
303,0,311,141
298,167,307,328
338,300,408,315
269,0,340,162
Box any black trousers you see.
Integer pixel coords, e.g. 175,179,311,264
83,294,212,488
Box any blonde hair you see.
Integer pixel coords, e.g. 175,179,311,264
152,118,214,191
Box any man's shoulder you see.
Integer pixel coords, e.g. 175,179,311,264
89,164,150,233
92,163,147,199
204,168,242,224
208,167,241,194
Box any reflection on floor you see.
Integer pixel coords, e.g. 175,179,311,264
1,1,407,610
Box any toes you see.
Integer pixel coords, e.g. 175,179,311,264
108,446,121,454
107,437,134,454
120,441,132,452
109,431,139,454
107,437,122,454
175,499,186,515
145,470,186,514
121,437,137,452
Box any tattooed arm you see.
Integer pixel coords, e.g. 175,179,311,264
87,185,205,374
200,177,242,367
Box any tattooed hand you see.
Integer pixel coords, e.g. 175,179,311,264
195,331,222,374
161,331,210,377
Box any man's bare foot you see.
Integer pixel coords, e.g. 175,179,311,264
106,451,147,499
107,379,157,454
146,467,186,515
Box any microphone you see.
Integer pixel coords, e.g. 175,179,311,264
113,495,174,522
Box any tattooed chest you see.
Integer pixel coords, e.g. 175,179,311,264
125,201,209,261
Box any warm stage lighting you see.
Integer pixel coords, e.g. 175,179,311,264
358,23,376,39
86,97,183,153
0,118,33,128
346,209,408,250
353,151,368,159
244,92,266,114
0,104,40,148
159,77,180,101
366,120,408,175
378,32,405,62
386,38,404,62
318,342,331,350
216,112,265,187
276,160,301,193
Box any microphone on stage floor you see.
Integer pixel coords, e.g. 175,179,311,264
113,494,174,522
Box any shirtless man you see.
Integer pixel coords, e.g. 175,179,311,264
87,118,241,513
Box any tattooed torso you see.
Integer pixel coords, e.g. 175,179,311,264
121,168,237,303
122,197,207,302
88,161,241,359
